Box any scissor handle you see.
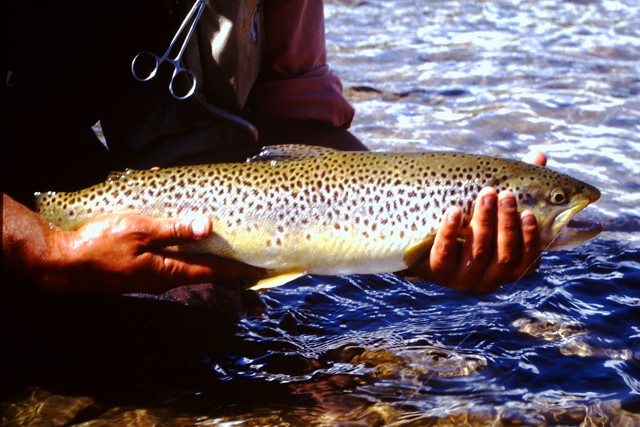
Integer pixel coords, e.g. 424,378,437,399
169,67,198,100
131,50,161,82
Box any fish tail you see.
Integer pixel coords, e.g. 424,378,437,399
33,191,47,213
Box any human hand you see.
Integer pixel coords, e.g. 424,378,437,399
412,150,547,293
42,214,266,294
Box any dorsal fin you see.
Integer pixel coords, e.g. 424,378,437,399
107,171,127,181
107,169,134,181
247,144,337,163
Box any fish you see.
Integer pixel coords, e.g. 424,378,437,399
35,145,601,287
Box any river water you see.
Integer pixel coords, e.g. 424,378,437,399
3,0,640,425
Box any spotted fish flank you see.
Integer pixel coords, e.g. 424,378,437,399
35,145,601,283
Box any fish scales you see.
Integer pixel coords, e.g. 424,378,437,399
35,145,601,277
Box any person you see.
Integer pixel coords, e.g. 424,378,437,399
1,0,546,313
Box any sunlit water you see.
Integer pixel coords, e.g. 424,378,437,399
4,0,640,425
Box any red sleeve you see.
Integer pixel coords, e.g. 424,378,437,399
246,0,355,128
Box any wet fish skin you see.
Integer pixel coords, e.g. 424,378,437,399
34,145,601,276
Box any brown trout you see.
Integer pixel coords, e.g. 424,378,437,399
35,145,601,283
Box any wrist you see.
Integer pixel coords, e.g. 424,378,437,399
2,193,71,289
35,227,76,291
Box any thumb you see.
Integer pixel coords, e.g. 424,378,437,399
522,150,547,167
147,216,213,247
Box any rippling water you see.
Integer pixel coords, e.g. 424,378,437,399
4,0,639,425
222,240,640,424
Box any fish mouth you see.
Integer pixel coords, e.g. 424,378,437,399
544,199,602,251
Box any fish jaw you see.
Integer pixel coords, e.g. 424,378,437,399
547,219,603,251
541,186,602,251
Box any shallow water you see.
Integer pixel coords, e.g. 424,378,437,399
3,0,640,425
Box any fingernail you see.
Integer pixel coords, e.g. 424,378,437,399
499,193,516,211
482,193,496,207
446,207,460,224
190,217,210,239
521,211,536,228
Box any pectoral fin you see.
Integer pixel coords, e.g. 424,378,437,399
250,271,307,291
403,235,436,270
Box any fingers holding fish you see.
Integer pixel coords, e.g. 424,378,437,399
495,191,522,269
45,214,266,294
460,187,498,277
464,192,542,292
517,210,542,276
111,215,268,290
148,251,268,290
492,193,543,283
411,189,542,293
149,216,213,248
477,191,525,291
414,206,463,286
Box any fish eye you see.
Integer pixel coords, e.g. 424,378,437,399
549,187,568,205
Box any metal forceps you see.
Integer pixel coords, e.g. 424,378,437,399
131,0,206,100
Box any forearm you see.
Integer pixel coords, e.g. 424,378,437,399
248,1,356,132
2,193,65,285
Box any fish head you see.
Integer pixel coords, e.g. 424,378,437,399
504,163,602,250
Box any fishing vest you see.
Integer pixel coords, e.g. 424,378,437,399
186,0,263,113
102,0,264,169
